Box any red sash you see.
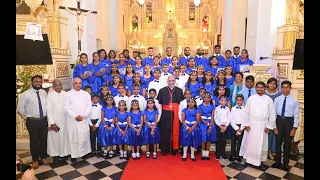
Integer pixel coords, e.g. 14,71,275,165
162,103,180,150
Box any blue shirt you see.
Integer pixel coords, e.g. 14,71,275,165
274,95,300,128
178,56,193,65
142,56,154,66
194,56,208,67
161,57,173,66
238,87,256,105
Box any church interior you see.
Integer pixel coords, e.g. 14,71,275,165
16,0,304,179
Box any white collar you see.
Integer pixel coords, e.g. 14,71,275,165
149,56,153,58
213,54,220,56
234,55,239,58
167,56,172,59
197,55,202,58
184,56,190,59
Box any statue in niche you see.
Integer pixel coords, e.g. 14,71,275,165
132,14,138,32
147,12,152,23
285,0,301,24
202,14,209,32
167,28,173,38
189,11,195,22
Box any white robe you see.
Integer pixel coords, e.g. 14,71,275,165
239,94,276,166
47,90,70,157
64,89,92,158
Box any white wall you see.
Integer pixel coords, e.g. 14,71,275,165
231,0,247,50
96,0,110,51
221,0,233,51
65,0,78,64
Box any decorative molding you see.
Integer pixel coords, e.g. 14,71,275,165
56,61,71,78
278,63,288,78
23,65,48,76
297,89,304,100
296,70,304,79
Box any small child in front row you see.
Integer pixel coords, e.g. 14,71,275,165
199,93,217,160
128,100,144,160
181,97,200,161
143,98,160,159
229,94,245,163
114,100,129,159
89,94,102,157
214,96,231,160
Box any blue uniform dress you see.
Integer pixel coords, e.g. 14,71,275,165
89,62,108,94
128,111,144,146
180,108,200,148
134,65,144,76
161,57,172,66
114,111,129,145
141,76,154,92
152,66,162,73
199,104,218,142
98,106,117,147
226,76,235,88
186,67,197,74
124,75,134,91
143,109,160,145
198,76,204,83
126,58,136,66
107,74,123,87
142,57,154,66
178,56,193,65
205,66,222,77
99,59,112,75
212,96,233,139
235,58,254,73
223,59,237,70
108,84,119,97
118,62,127,76
201,83,216,96
185,82,202,97
73,63,93,89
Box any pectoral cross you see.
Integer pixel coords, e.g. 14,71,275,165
169,104,173,110
59,2,97,53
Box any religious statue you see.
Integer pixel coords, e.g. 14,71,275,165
65,7,93,40
189,11,195,22
167,28,173,38
31,4,48,25
202,14,209,32
285,0,301,24
132,14,138,32
44,0,60,12
147,12,152,23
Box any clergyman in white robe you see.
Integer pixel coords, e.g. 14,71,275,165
239,94,276,167
47,89,70,158
64,88,92,159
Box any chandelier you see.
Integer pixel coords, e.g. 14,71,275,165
194,0,201,7
138,0,145,5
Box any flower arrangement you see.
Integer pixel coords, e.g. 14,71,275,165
16,67,32,108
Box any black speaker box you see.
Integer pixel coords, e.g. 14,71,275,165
293,39,304,70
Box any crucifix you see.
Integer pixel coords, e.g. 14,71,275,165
59,1,97,53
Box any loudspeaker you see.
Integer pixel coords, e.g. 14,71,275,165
293,39,304,70
16,34,53,65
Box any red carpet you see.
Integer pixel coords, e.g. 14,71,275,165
121,153,227,180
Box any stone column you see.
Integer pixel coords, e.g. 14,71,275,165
221,0,233,51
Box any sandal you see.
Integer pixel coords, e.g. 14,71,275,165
108,151,114,159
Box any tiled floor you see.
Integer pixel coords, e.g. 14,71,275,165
16,150,304,180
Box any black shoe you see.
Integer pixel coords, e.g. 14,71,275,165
53,157,59,164
161,152,167,155
283,164,289,171
196,147,201,154
92,150,96,155
229,156,235,161
182,157,186,161
71,158,77,163
215,156,220,160
236,157,241,163
206,156,210,160
221,155,227,160
191,158,196,161
171,150,177,156
201,156,206,160
258,164,268,171
271,162,281,168
96,151,101,158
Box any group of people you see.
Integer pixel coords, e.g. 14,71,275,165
17,45,299,173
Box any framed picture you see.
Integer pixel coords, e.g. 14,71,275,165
56,61,71,78
296,70,304,80
297,89,304,100
278,63,288,78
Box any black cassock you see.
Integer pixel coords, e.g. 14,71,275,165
157,86,184,154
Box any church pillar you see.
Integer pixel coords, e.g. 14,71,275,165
109,0,124,52
245,0,285,64
96,0,110,51
83,0,97,62
221,0,233,51
230,0,247,50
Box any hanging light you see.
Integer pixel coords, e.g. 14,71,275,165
194,0,201,7
138,0,145,5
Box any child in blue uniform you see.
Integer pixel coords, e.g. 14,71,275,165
106,63,121,86
212,85,231,108
185,70,202,97
215,69,228,87
142,65,154,92
128,100,144,160
201,71,215,96
124,64,135,93
225,65,235,87
99,86,111,107
143,98,160,159
98,95,117,159
199,93,217,160
114,100,129,159
197,65,205,82
180,97,201,161
109,74,121,96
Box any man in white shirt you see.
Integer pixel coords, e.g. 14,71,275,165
64,78,92,163
229,94,246,163
214,96,231,160
17,75,48,169
47,79,70,164
239,82,276,170
160,64,173,86
127,84,147,112
114,84,128,107
88,94,102,157
148,69,165,98
178,64,189,91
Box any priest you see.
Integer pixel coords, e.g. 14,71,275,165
239,82,276,170
157,75,184,155
64,78,92,162
47,79,70,163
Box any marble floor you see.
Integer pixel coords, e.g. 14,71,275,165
16,150,304,180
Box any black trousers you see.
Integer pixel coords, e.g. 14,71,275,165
90,120,100,151
231,124,244,157
26,117,48,162
216,125,228,157
275,116,294,165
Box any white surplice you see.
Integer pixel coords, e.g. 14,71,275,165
64,89,92,158
239,94,276,166
47,90,70,157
